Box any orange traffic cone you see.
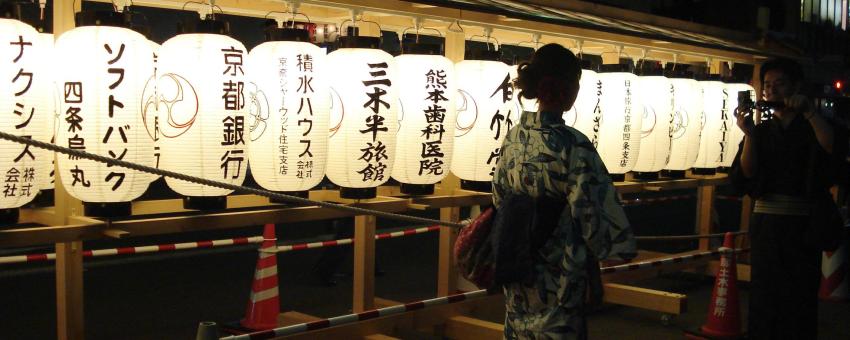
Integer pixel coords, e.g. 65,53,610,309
819,240,849,302
686,232,744,339
240,224,280,330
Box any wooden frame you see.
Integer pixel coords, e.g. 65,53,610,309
0,1,770,339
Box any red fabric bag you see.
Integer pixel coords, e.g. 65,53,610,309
453,207,496,289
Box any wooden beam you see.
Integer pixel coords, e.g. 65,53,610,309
278,311,322,326
603,283,687,315
438,207,460,296
354,215,377,312
56,241,84,340
444,316,503,340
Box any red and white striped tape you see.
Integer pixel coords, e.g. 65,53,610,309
600,247,750,274
275,226,440,253
620,194,694,206
0,236,262,265
221,289,491,340
0,226,442,265
619,194,745,206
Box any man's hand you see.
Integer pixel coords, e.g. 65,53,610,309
785,94,814,117
735,106,755,136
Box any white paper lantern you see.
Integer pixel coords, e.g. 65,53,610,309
0,19,50,211
392,53,456,194
158,33,248,207
326,47,398,198
246,40,329,195
140,40,161,184
721,82,754,168
55,26,153,213
595,68,643,178
563,67,600,138
664,77,703,175
452,59,518,189
36,32,57,192
510,65,538,113
632,75,673,177
692,78,729,174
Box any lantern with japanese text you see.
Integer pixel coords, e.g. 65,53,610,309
632,72,673,180
392,45,456,195
563,65,600,140
247,28,329,200
55,18,154,217
140,40,161,184
36,32,56,193
595,65,643,181
692,76,729,175
0,18,50,223
663,75,703,178
720,82,754,170
158,20,247,209
326,36,398,199
452,57,518,191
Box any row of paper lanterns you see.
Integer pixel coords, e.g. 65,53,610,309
1,17,754,211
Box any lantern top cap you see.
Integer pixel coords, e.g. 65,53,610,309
178,15,230,35
73,10,150,37
401,42,443,55
264,27,311,42
337,35,381,49
697,73,724,82
599,63,633,74
636,60,665,76
465,49,501,61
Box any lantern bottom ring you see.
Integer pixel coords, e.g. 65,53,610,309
339,187,377,200
400,183,435,196
183,196,228,211
609,173,626,182
269,190,310,205
692,168,718,176
716,167,731,174
459,180,492,193
662,170,687,179
0,208,20,227
632,171,660,181
83,202,132,218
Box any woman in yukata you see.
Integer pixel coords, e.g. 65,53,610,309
492,43,637,339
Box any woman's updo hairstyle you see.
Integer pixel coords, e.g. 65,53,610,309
514,43,582,109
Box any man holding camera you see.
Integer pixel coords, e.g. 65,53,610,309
732,58,848,339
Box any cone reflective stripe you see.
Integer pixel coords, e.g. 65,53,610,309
819,241,849,302
241,224,280,330
698,232,743,339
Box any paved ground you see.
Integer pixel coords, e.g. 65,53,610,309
1,189,848,339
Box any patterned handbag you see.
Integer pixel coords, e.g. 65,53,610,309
453,207,497,289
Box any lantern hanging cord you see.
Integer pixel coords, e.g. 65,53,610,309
0,131,466,229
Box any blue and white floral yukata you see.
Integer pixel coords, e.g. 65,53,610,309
493,110,637,339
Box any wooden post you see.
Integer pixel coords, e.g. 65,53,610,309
353,215,376,312
54,1,84,339
56,241,84,340
437,207,460,296
696,185,716,250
